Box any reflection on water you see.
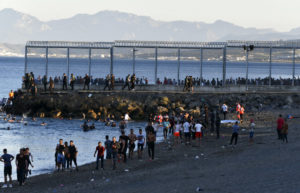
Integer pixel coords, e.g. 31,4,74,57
0,115,162,180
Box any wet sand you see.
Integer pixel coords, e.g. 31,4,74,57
2,109,300,193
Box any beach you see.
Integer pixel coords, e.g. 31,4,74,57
1,109,299,193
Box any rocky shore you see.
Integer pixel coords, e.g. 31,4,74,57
5,90,300,120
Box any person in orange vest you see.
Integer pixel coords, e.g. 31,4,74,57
9,90,14,100
236,103,241,120
240,106,245,122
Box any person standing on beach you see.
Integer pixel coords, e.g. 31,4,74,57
62,73,67,90
236,103,241,120
105,135,112,159
137,129,145,159
277,114,284,140
111,137,120,170
64,142,70,169
69,140,78,171
249,119,255,143
0,149,14,188
183,120,191,145
282,119,288,143
221,103,228,120
162,117,170,141
174,121,181,145
119,131,129,163
131,74,136,90
24,148,34,178
94,142,105,170
240,106,245,123
195,120,203,146
147,131,156,160
16,148,28,186
56,139,65,171
128,129,137,159
229,122,239,146
215,112,221,139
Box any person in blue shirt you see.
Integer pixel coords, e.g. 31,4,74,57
230,122,239,146
0,149,14,188
162,118,170,141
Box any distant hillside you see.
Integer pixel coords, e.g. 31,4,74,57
1,8,300,45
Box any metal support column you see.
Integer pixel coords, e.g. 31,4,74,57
269,47,272,86
24,46,28,75
155,47,158,84
133,48,136,74
292,48,296,86
177,48,181,85
200,48,203,86
88,48,92,77
222,47,227,86
45,47,48,78
67,47,70,82
110,47,114,75
246,48,249,89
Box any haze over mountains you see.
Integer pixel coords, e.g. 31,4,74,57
1,8,300,56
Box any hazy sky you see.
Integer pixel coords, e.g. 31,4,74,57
0,0,299,32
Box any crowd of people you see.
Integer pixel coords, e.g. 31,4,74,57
0,148,33,187
22,72,300,94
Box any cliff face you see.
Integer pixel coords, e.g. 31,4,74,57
5,91,300,120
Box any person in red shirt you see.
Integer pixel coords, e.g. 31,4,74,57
94,142,105,170
276,114,284,140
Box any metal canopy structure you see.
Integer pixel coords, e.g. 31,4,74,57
25,40,300,86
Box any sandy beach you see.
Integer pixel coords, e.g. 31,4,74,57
1,109,300,193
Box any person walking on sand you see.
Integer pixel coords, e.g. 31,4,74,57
16,148,28,186
249,119,255,143
128,129,137,159
229,121,239,146
137,129,145,159
147,131,156,160
277,114,284,140
105,135,112,159
24,148,34,178
55,139,65,171
111,137,120,170
0,149,14,188
222,103,228,120
282,119,288,143
94,142,105,170
69,140,78,171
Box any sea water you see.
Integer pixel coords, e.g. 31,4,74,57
0,115,161,180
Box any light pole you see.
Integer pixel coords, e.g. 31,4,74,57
243,45,254,90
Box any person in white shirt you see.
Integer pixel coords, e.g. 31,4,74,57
222,104,228,120
183,121,191,145
195,120,203,146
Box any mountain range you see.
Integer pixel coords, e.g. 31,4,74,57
1,8,300,44
1,8,300,56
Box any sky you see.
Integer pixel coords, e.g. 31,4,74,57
0,0,299,32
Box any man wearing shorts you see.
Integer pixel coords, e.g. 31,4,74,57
195,120,203,146
94,142,105,170
128,129,137,159
137,129,145,159
111,137,120,170
0,149,14,188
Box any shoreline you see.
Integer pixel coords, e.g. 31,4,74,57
2,108,299,192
